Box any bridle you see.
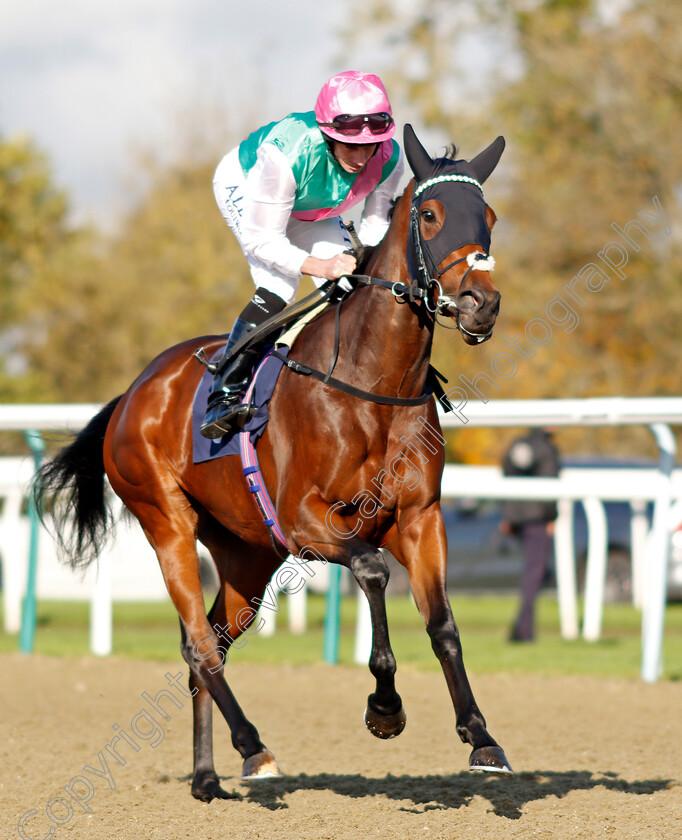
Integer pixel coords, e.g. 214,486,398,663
260,174,500,409
404,174,497,342
339,175,496,344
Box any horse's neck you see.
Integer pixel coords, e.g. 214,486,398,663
335,193,434,397
339,283,433,396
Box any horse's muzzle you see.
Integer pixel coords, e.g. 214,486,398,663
458,322,494,344
454,287,500,345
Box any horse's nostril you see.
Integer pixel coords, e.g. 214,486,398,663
455,289,485,314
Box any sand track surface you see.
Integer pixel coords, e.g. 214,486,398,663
2,654,680,839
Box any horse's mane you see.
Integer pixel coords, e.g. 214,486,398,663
354,143,457,272
354,244,378,273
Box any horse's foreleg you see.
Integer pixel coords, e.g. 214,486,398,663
288,514,405,740
349,546,406,739
388,508,512,773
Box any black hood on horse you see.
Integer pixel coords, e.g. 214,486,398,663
404,124,505,264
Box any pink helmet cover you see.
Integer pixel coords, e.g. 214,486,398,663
315,71,395,144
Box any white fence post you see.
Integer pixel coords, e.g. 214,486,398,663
641,424,676,682
256,557,309,637
581,497,608,641
1,481,26,633
287,579,308,634
257,602,278,637
630,499,649,609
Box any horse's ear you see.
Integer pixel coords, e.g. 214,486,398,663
403,124,434,183
469,136,505,184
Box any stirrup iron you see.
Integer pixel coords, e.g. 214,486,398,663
194,347,219,375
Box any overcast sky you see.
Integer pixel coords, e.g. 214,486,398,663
1,0,347,226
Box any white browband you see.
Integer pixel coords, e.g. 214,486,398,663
414,174,484,197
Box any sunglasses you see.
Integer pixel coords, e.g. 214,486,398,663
319,112,393,136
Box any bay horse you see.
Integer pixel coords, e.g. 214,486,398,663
35,125,511,801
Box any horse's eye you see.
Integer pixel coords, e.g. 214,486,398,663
421,209,436,223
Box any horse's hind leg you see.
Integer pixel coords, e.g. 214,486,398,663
183,538,283,798
178,616,235,802
158,536,274,797
113,481,278,799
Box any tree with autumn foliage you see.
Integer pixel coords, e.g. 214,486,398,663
1,138,255,406
0,136,96,402
27,155,254,402
342,0,682,459
3,2,680,463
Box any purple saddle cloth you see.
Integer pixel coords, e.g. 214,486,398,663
191,345,289,464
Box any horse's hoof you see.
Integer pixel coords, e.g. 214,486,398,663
469,745,513,774
364,704,407,739
241,749,283,780
191,770,239,802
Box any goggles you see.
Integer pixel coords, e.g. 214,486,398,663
318,112,393,136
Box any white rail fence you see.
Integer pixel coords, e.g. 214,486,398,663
439,397,682,682
1,399,681,682
441,464,682,638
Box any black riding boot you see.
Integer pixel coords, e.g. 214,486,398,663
200,288,287,439
200,318,262,438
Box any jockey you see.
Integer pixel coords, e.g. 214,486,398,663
201,70,404,439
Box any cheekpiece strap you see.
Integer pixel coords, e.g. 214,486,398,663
408,204,434,295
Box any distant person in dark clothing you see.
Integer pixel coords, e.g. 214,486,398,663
501,428,560,642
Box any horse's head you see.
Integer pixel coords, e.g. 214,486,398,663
403,124,504,345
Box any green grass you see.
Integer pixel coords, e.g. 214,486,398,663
2,593,681,680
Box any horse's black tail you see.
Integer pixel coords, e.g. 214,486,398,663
32,396,123,571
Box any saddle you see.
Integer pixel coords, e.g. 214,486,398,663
191,296,334,465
